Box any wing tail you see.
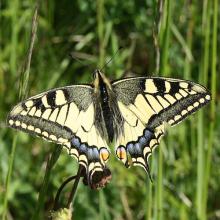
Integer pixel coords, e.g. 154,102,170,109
116,128,163,179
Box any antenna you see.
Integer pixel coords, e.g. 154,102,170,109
69,52,88,67
100,46,123,71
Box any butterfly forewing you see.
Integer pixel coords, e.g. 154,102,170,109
7,85,110,182
113,77,211,173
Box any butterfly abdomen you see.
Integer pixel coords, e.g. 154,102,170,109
99,76,115,142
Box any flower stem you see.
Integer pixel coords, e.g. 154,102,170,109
53,175,77,211
67,165,83,208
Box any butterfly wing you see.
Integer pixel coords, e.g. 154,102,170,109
7,85,111,188
112,77,211,174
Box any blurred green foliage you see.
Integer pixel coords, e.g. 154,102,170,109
0,0,219,219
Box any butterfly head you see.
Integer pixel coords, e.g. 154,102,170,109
93,69,112,92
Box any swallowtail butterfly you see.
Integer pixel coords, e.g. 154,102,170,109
7,70,211,188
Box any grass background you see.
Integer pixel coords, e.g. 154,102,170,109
0,0,219,219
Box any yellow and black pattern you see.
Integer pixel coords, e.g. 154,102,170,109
113,77,211,174
8,70,211,185
7,85,110,186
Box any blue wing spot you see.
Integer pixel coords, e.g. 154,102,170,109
71,137,80,148
139,136,148,146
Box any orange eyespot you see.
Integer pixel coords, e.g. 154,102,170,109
116,146,127,160
100,148,110,162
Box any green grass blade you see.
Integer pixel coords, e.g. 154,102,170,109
160,0,172,77
31,146,62,220
97,0,105,68
196,0,211,219
2,2,39,218
9,0,19,76
202,0,218,219
2,135,17,220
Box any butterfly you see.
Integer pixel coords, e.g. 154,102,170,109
7,70,211,188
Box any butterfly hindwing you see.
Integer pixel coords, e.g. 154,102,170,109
113,77,211,173
7,85,110,185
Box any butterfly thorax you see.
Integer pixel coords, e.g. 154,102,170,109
93,70,120,143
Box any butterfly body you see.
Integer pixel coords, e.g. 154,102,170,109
93,70,119,143
8,70,211,188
